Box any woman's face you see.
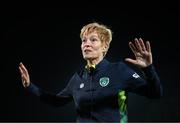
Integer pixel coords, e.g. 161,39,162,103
81,31,105,60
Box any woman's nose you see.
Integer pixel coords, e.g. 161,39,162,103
84,40,91,46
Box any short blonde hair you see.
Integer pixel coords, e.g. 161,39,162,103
80,22,113,56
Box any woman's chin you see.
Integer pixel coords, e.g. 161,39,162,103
83,56,94,60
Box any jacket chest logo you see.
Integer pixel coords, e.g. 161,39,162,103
99,77,109,87
80,83,84,88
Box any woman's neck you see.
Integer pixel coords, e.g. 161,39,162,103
86,56,103,66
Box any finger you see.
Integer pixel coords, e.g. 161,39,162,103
19,66,29,79
19,67,27,78
129,41,137,54
19,66,26,77
20,63,28,74
21,73,28,83
20,63,26,71
135,38,143,52
139,38,146,51
146,41,151,53
19,63,25,72
19,67,26,81
19,66,23,75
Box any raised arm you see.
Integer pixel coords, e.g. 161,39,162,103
125,38,163,98
18,62,73,106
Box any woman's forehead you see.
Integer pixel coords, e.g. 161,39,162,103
82,31,99,38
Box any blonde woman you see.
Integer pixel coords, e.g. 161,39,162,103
19,22,162,123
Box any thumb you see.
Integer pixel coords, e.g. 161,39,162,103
125,58,138,65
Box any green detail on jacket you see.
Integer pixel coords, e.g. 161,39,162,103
118,90,127,123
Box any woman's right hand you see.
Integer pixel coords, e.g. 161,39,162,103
19,62,30,88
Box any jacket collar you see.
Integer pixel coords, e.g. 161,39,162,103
85,58,110,73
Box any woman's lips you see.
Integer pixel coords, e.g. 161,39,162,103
84,49,92,53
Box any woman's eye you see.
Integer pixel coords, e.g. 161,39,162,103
82,39,86,42
91,38,97,42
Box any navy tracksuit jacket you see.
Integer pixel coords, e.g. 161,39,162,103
27,58,163,123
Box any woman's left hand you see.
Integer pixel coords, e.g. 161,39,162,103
125,38,152,68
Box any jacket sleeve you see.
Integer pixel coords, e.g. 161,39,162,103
124,64,163,99
26,76,74,107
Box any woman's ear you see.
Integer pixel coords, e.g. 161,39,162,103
102,46,106,52
103,44,108,51
102,44,109,57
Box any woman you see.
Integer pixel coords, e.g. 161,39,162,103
19,22,162,123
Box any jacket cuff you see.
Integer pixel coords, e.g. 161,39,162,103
141,64,156,78
26,83,42,96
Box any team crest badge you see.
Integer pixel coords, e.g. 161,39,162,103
99,77,109,87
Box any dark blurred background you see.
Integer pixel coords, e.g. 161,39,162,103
1,2,180,122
